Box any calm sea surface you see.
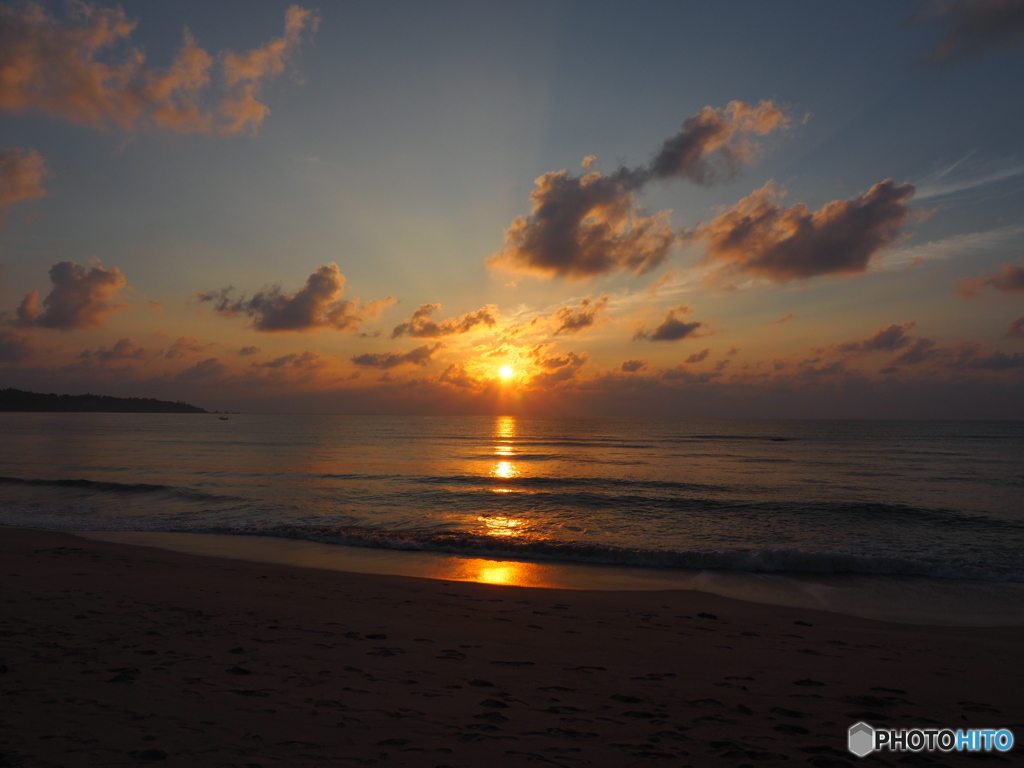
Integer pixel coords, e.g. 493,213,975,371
1,414,1023,582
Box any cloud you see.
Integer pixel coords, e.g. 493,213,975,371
176,357,226,381
531,351,587,386
438,362,480,389
694,180,916,282
487,168,677,280
488,101,790,281
78,337,147,362
254,351,323,370
835,322,916,353
634,305,703,341
956,263,1024,297
15,261,128,329
238,345,261,356
550,295,609,334
0,329,33,362
621,359,647,372
685,347,711,363
218,6,320,136
164,335,209,359
647,100,790,184
0,2,316,135
1008,316,1024,338
918,0,1024,62
890,337,938,366
770,313,796,325
391,303,497,338
0,148,47,221
351,342,443,369
195,263,395,332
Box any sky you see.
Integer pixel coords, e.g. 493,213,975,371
1,0,1023,417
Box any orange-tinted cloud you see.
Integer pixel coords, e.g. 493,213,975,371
391,303,498,338
956,263,1024,297
352,342,444,369
195,263,395,333
918,0,1024,62
489,101,790,281
15,261,128,329
685,347,711,363
1008,316,1024,338
219,6,319,136
164,335,211,359
694,180,916,282
0,148,47,221
0,2,316,135
634,305,703,341
620,358,646,372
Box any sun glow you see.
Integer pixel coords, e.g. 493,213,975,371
499,365,513,378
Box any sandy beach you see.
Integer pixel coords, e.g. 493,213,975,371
1,527,1022,767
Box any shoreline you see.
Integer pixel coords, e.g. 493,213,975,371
2,526,1023,766
72,528,1024,627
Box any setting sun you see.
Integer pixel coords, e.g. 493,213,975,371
499,366,513,378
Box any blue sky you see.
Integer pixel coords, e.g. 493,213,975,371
1,0,1023,416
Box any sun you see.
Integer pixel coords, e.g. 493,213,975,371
499,365,514,379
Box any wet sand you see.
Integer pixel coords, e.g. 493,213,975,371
1,527,1021,767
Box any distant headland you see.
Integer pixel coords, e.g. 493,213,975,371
0,388,207,414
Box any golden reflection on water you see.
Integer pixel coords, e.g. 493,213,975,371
450,557,547,587
477,515,523,536
491,460,519,479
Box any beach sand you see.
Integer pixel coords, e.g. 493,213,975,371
1,528,1021,767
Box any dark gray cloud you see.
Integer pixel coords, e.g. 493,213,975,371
391,303,497,339
176,357,226,382
16,261,128,329
918,0,1024,62
488,101,790,281
685,348,711,363
238,346,261,356
79,337,147,362
890,337,937,366
620,358,647,373
195,263,394,333
957,263,1024,297
351,342,443,369
0,329,33,362
836,322,916,353
1008,316,1024,337
551,295,609,334
695,180,916,282
164,336,209,359
634,305,703,341
647,100,789,184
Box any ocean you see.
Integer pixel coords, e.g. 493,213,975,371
2,413,1023,621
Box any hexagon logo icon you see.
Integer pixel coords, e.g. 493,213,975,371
848,722,875,757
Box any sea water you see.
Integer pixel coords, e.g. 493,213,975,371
2,413,1022,622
